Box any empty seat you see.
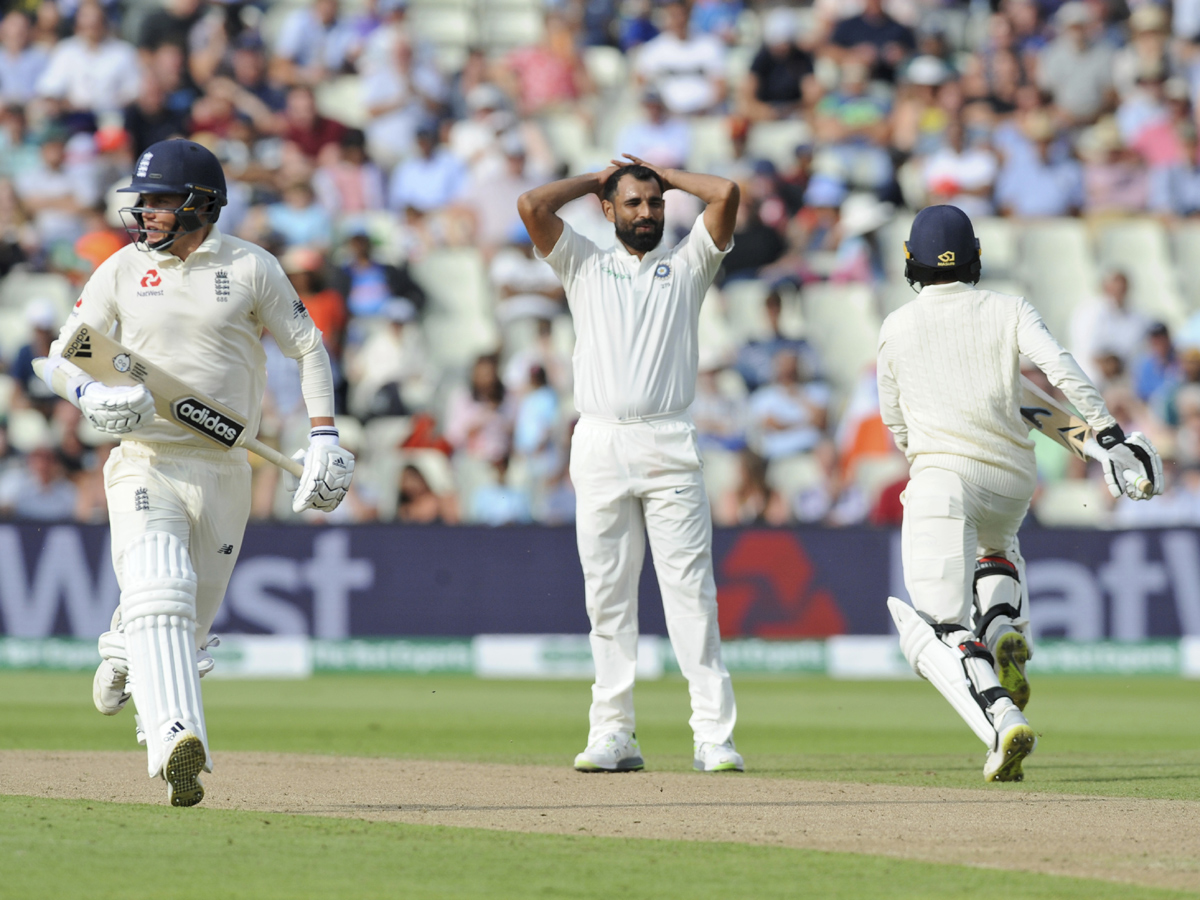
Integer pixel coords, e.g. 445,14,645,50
686,116,734,173
584,45,626,92
481,7,544,48
1018,219,1096,340
973,217,1018,278
410,7,477,46
1170,222,1200,312
701,447,742,504
746,120,813,171
1032,478,1110,527
316,75,367,129
722,279,772,343
800,283,881,396
765,453,824,496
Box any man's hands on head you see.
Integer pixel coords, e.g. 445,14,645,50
610,154,673,190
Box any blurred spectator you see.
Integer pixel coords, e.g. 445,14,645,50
124,74,188,158
616,0,658,52
1068,270,1149,383
740,7,815,122
692,360,746,451
497,12,591,117
9,298,58,408
829,0,915,84
994,113,1084,217
397,462,459,524
489,226,564,324
1113,5,1170,100
281,247,347,361
334,227,427,318
15,127,97,249
747,349,831,459
502,316,571,398
263,180,334,249
1079,117,1149,215
714,448,788,526
812,62,892,191
445,353,512,464
735,291,822,392
35,0,139,116
0,444,76,520
225,32,287,115
273,0,344,87
1037,2,1114,126
689,0,741,44
137,0,204,53
466,133,540,252
281,85,347,160
922,119,998,219
634,0,726,115
615,88,690,169
362,32,443,168
387,121,468,213
346,297,431,419
721,194,785,281
512,364,562,482
312,128,386,216
0,10,47,105
1132,322,1178,403
468,456,532,525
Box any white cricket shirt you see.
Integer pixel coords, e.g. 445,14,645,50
50,226,333,448
877,282,1117,500
540,214,731,421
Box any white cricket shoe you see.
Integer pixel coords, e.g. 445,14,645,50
574,732,644,772
164,730,207,807
693,740,744,772
984,707,1036,783
92,659,130,715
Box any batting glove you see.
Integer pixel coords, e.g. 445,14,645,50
289,427,355,513
79,382,156,435
1096,425,1163,501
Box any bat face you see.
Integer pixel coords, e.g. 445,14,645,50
1019,377,1089,459
171,396,245,447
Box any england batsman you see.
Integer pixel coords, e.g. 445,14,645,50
878,206,1162,781
518,155,743,773
38,140,354,805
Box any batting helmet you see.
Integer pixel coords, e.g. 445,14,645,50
117,140,228,251
903,205,981,287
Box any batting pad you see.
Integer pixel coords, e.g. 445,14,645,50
120,532,209,778
888,597,997,747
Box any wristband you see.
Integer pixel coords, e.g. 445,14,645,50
309,427,339,446
1095,424,1126,450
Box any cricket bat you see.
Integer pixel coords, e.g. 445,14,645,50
1019,374,1151,495
34,322,304,478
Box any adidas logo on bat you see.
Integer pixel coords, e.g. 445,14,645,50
66,328,93,359
171,397,244,448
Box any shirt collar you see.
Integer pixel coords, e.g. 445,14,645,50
145,225,223,265
919,281,974,297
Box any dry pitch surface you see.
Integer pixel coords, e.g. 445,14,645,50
2,750,1198,893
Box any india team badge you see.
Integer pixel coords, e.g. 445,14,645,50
654,263,671,283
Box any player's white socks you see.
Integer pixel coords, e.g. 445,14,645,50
120,532,210,778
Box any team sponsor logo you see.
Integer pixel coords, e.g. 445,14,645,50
112,353,131,373
66,328,92,359
654,263,671,278
215,270,231,302
601,265,632,280
291,298,309,319
134,487,149,512
937,250,956,266
74,297,82,309
164,720,186,743
171,397,244,448
218,544,234,555
140,269,161,288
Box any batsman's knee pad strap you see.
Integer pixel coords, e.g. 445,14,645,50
974,555,1025,645
121,533,197,622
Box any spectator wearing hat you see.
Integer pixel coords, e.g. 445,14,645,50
0,10,47,105
634,0,726,116
387,121,469,213
1037,1,1115,126
35,0,140,115
740,7,816,122
334,226,427,318
346,296,431,418
614,88,690,170
829,0,915,84
1113,5,1171,100
889,54,953,155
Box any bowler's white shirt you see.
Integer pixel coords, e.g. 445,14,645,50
540,214,730,421
50,227,332,448
35,36,140,113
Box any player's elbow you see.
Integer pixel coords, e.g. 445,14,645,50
719,179,739,206
517,191,542,224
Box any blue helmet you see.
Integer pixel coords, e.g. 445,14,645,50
117,140,228,251
904,205,981,286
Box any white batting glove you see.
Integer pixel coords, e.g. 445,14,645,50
289,427,355,513
1096,426,1163,500
79,382,156,435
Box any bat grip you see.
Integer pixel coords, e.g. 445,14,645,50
243,437,305,478
1083,440,1154,497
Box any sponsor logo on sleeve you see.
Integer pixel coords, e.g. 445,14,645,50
291,298,309,319
170,397,244,448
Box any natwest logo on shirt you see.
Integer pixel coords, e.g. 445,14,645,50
140,269,162,288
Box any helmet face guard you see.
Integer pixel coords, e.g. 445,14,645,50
119,184,224,252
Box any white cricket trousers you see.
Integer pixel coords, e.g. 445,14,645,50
570,413,737,746
900,466,1031,628
105,440,253,643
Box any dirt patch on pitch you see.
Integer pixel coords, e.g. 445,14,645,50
2,751,1198,892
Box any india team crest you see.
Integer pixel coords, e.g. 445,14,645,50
654,263,671,278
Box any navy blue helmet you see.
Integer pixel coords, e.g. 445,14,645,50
118,140,228,251
903,205,981,286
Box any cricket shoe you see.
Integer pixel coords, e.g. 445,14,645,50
995,631,1031,711
693,740,744,772
164,730,207,807
92,659,130,715
983,708,1036,783
574,732,644,772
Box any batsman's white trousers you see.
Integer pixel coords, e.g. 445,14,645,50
570,412,737,746
901,466,1030,628
105,440,253,643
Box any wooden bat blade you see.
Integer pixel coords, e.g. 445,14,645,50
1019,376,1089,459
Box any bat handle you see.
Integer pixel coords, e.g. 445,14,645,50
1082,440,1153,497
243,437,305,478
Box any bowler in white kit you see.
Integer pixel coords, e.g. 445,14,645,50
39,140,355,805
878,206,1162,781
519,155,744,773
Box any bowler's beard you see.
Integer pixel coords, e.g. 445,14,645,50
615,216,664,253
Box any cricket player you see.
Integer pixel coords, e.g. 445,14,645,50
38,139,354,805
518,155,743,773
878,206,1162,781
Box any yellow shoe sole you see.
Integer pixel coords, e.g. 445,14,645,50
165,734,207,807
986,724,1036,783
995,632,1031,711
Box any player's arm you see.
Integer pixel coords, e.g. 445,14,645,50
517,166,616,257
1016,299,1161,498
876,329,908,454
616,153,739,250
254,254,354,513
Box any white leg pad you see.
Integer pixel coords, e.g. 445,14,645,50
973,556,1027,655
888,597,999,747
120,532,208,778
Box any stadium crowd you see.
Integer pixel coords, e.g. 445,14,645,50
1,0,1200,528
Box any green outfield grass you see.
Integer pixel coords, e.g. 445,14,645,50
0,795,1193,900
1,672,1197,800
